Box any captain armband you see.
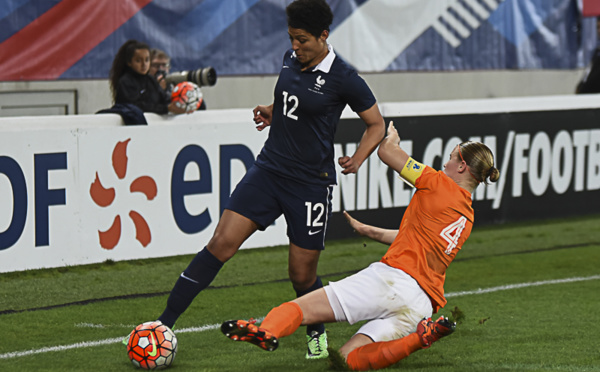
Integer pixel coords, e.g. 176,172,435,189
399,157,425,187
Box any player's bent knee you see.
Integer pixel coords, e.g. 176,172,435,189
206,235,242,262
340,334,374,359
289,273,316,291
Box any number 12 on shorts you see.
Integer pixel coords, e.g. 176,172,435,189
305,202,325,228
440,216,467,255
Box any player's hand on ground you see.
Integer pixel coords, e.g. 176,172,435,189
253,104,273,131
385,120,400,145
338,155,360,174
343,210,366,236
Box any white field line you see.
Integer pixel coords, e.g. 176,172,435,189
445,275,600,297
2,276,599,360
0,318,265,360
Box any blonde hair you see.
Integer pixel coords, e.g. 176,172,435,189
459,141,500,186
150,48,170,61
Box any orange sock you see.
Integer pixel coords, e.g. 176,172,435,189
261,302,303,339
346,333,423,371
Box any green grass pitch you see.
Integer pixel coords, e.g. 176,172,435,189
1,215,599,371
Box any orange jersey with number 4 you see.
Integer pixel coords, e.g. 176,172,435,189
381,158,474,312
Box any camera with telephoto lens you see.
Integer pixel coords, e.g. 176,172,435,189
165,67,217,87
155,70,167,81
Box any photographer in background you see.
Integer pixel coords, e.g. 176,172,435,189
149,48,172,92
109,40,190,114
149,48,207,110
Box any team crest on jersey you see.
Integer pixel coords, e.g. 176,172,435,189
314,75,326,90
310,75,326,95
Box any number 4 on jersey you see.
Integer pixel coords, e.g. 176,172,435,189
440,216,467,255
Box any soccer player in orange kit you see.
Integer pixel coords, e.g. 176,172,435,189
221,121,500,370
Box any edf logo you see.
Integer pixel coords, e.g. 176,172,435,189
0,142,257,252
90,139,157,250
0,153,67,250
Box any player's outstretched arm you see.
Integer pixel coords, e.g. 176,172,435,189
377,121,410,174
343,211,398,245
338,103,385,174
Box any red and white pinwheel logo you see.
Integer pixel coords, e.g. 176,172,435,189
89,139,157,250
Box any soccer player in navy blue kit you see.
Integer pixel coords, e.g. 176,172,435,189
155,0,385,360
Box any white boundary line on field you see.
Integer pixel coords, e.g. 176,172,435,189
445,275,600,297
0,337,124,359
0,318,266,360
2,275,599,360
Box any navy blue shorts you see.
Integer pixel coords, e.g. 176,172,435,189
225,165,334,250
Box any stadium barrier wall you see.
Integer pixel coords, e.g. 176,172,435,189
1,95,599,273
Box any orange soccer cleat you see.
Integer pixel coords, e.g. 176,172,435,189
416,316,456,348
221,319,279,352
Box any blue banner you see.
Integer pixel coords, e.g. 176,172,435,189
0,0,596,81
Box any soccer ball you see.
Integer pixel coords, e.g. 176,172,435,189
171,81,203,112
126,321,178,370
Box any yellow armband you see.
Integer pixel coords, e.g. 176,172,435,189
400,157,425,187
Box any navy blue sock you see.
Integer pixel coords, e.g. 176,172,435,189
158,247,223,328
295,276,325,335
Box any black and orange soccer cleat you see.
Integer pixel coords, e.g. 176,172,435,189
416,316,456,348
221,319,279,352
